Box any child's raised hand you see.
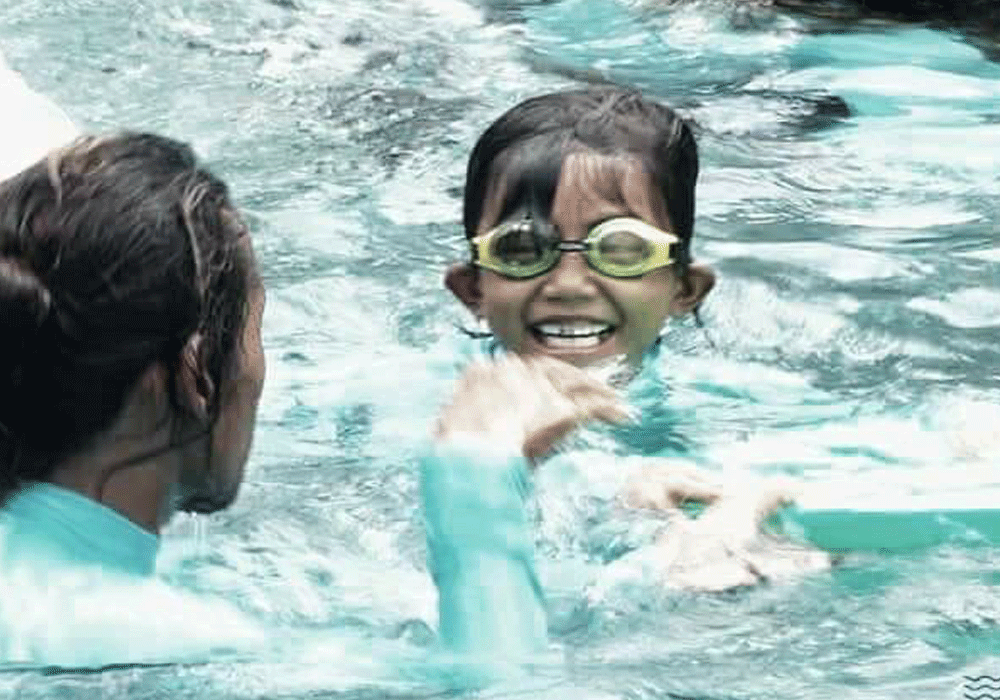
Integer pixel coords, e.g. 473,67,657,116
435,355,632,463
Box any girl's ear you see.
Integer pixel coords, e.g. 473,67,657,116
670,263,716,316
444,263,482,314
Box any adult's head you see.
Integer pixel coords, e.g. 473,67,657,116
0,133,265,528
447,88,715,367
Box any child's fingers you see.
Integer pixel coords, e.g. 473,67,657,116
740,476,801,526
650,459,722,486
521,392,628,462
526,356,632,424
623,475,722,511
523,416,579,464
437,358,531,440
700,479,798,532
529,355,614,396
622,461,724,511
438,355,633,459
664,478,723,506
623,480,675,510
747,485,798,527
571,391,633,426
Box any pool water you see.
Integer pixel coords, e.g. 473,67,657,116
1,0,999,697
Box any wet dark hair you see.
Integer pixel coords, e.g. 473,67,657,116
0,133,253,500
463,88,699,270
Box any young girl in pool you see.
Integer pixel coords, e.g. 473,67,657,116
444,88,715,371
420,89,826,658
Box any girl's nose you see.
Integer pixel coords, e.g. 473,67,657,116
539,250,599,302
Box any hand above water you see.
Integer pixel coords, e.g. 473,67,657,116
606,463,831,592
435,356,632,463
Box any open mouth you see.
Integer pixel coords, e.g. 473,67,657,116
529,320,616,349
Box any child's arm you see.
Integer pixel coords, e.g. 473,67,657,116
419,435,546,659
422,356,629,659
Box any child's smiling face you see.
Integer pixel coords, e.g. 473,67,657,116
447,152,715,368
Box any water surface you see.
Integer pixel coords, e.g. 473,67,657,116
1,0,999,697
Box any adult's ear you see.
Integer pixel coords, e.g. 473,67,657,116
444,263,482,315
174,332,214,424
670,263,716,317
128,362,173,434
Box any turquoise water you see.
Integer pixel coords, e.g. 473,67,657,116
2,0,1000,697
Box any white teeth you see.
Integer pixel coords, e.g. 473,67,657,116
533,321,612,338
531,321,613,350
542,334,603,349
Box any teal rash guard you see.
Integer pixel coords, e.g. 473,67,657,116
420,437,549,660
0,484,263,667
0,482,159,578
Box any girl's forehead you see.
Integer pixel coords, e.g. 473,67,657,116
480,150,669,231
554,153,672,229
559,153,656,203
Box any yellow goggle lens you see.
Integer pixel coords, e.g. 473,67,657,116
472,217,677,279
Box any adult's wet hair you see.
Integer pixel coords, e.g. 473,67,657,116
0,133,252,500
463,88,699,270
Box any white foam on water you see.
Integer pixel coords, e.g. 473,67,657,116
375,154,462,226
0,569,267,667
820,200,983,229
907,287,1000,329
844,65,1000,100
0,50,79,181
709,240,926,281
655,1,800,55
754,63,1000,101
958,247,1000,263
704,394,1000,512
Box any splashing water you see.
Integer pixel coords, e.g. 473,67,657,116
3,0,1000,697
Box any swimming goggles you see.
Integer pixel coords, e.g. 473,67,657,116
470,217,679,279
